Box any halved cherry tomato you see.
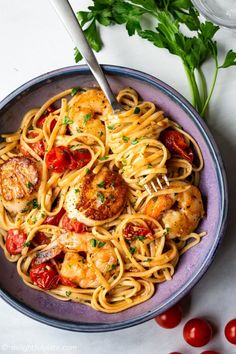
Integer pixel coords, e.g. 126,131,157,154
5,229,27,255
20,131,45,158
33,232,50,245
160,129,194,163
123,223,153,241
183,318,213,347
45,146,72,173
30,262,59,290
43,208,65,226
155,303,182,329
59,275,77,288
61,214,88,233
225,319,236,345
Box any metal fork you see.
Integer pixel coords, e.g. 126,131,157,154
49,0,123,113
50,0,169,194
144,175,169,195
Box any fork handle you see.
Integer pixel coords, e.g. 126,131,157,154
49,0,121,111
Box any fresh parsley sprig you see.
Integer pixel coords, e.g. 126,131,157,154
74,0,236,119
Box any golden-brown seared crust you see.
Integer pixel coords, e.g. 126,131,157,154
0,157,40,213
77,167,127,221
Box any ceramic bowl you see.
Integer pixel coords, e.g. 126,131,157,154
0,65,228,332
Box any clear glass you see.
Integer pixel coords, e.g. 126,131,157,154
192,0,236,29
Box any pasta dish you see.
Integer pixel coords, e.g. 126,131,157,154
0,87,205,313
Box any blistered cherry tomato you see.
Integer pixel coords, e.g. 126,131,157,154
160,129,193,163
61,214,87,233
169,352,182,354
5,229,27,255
37,106,56,131
43,208,65,226
20,131,45,158
59,275,77,288
45,146,72,173
183,318,213,347
225,319,236,345
68,149,91,170
33,232,50,245
155,303,182,329
123,223,153,241
30,262,59,290
200,351,219,354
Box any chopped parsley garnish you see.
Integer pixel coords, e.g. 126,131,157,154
99,155,109,161
122,136,129,142
74,188,80,193
107,124,115,130
26,181,33,189
97,181,105,188
109,194,115,200
134,107,140,114
76,127,82,133
62,116,73,125
32,199,40,209
131,138,140,145
147,164,153,168
85,168,90,174
83,113,91,125
98,241,106,248
99,131,104,137
71,87,78,96
65,291,72,297
97,191,105,204
130,247,137,255
23,241,31,247
136,236,146,241
90,239,98,247
111,263,118,270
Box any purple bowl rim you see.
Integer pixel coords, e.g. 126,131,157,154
0,64,228,332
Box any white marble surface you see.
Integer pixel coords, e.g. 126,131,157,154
0,1,236,353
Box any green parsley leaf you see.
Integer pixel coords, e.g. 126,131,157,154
99,155,109,161
107,124,115,130
83,113,91,125
135,236,146,241
131,138,139,145
97,181,105,188
65,291,72,297
134,106,140,114
23,241,31,247
26,182,33,189
130,247,137,255
32,199,40,209
122,136,129,142
99,131,104,137
90,239,98,247
63,116,73,125
74,188,80,193
71,88,78,96
98,241,106,248
97,191,105,204
219,49,236,69
85,168,90,174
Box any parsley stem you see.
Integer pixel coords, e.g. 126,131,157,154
201,59,219,117
197,67,207,103
184,64,196,108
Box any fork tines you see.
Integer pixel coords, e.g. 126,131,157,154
144,174,169,196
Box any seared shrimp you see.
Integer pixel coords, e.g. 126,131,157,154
35,232,117,288
68,89,111,145
65,166,128,226
144,181,204,238
0,157,40,214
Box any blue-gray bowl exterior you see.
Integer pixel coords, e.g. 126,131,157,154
0,65,228,332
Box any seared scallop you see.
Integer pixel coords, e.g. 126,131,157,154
0,157,40,214
65,166,127,226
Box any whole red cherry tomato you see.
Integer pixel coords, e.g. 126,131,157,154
61,214,87,233
183,318,213,347
225,319,236,345
59,275,77,288
200,351,219,354
5,229,27,255
155,303,182,329
169,352,182,354
160,129,194,163
30,262,59,290
45,146,72,173
20,131,45,158
43,208,65,226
